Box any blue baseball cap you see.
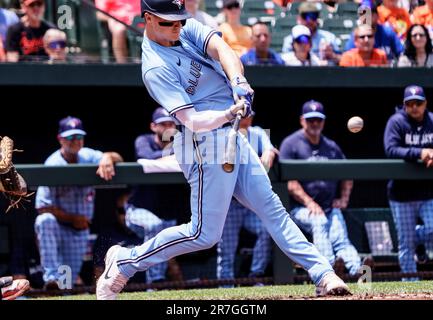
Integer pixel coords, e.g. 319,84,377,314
152,107,176,124
58,116,86,137
302,100,326,119
403,85,426,103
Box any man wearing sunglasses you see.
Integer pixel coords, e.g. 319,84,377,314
35,116,123,290
340,24,388,66
282,1,341,65
97,0,350,299
280,101,365,279
43,28,67,63
6,0,53,62
384,85,433,280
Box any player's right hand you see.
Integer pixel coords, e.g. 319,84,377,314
421,148,433,168
227,99,252,120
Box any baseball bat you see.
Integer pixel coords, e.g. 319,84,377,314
222,107,244,173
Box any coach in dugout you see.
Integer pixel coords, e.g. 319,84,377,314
384,85,433,280
280,100,365,278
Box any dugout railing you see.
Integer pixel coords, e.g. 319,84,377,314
2,160,432,296
9,160,433,288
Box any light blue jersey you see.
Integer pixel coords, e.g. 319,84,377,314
116,17,335,288
35,147,103,285
141,19,234,116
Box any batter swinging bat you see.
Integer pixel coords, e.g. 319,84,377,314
222,98,246,173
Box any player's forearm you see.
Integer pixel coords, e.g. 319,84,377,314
340,180,353,202
102,152,124,163
175,107,232,132
37,206,73,224
287,180,314,206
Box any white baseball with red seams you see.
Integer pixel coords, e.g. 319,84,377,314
347,116,364,133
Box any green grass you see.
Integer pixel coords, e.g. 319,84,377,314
37,280,433,300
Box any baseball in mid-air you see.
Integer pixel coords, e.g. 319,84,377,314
347,116,364,133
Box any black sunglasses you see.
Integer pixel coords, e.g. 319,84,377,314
356,34,374,40
29,1,43,7
158,19,186,27
405,100,424,107
225,3,240,10
48,40,66,49
301,12,319,21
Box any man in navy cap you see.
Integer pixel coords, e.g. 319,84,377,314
35,116,123,290
124,107,188,286
279,100,365,278
384,85,433,280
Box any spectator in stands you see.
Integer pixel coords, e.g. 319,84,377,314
412,0,433,37
217,112,276,287
185,0,218,29
340,24,388,66
377,0,411,39
280,100,364,278
125,107,188,285
282,1,342,65
282,24,326,66
6,0,53,62
95,0,141,63
0,6,19,47
35,116,123,289
345,3,403,63
397,24,433,66
384,85,433,280
240,21,284,65
219,0,253,57
43,29,67,63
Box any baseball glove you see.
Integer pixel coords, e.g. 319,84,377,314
0,136,29,212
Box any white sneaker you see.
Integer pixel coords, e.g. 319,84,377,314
315,272,351,297
96,245,129,300
1,278,30,300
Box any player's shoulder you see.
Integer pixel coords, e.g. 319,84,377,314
44,150,64,165
321,135,340,150
281,129,303,145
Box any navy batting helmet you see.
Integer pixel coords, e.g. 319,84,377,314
141,0,192,21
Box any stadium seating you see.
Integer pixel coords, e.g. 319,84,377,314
271,15,297,52
127,15,145,60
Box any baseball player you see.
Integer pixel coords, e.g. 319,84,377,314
217,113,275,285
280,101,362,277
125,107,187,285
35,116,123,289
384,85,433,280
97,0,350,299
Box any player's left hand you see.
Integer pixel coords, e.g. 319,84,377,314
97,154,116,181
231,75,254,108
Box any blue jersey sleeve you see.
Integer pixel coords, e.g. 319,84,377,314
144,66,193,115
279,136,295,160
183,18,220,57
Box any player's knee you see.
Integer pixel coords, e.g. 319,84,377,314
198,233,222,249
35,213,58,230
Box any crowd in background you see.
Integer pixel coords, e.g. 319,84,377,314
1,0,433,65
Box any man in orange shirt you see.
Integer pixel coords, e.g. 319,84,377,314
219,0,252,57
340,25,388,67
378,0,411,39
412,0,433,29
